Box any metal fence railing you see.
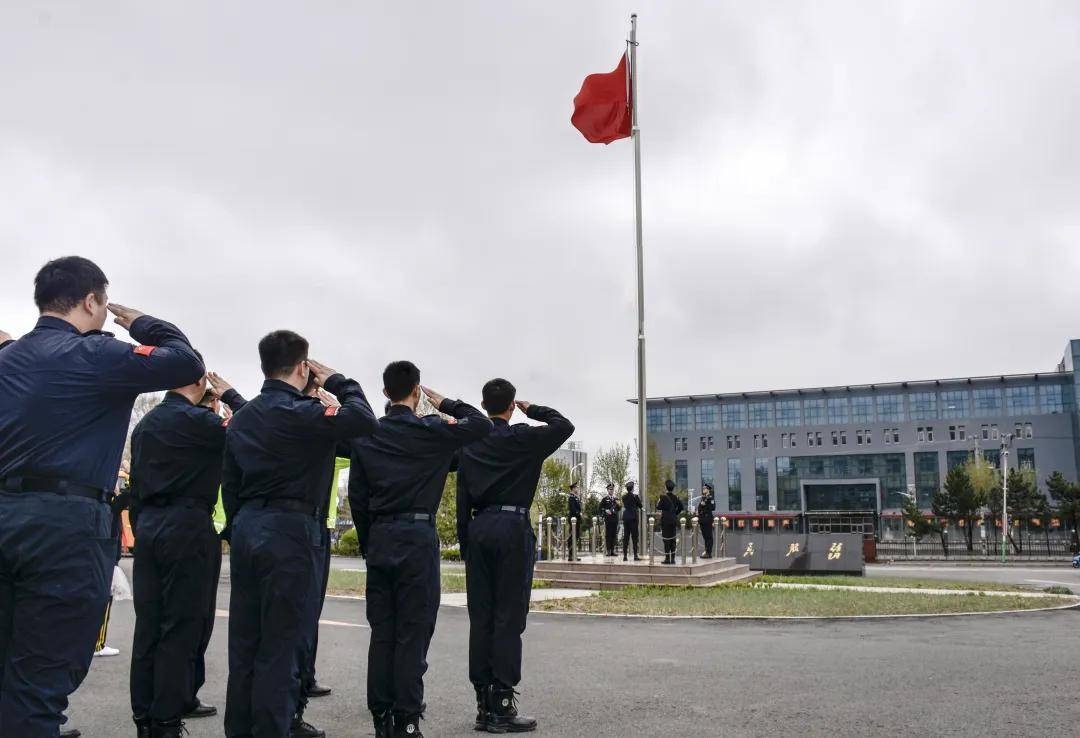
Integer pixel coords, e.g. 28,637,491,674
876,538,1075,560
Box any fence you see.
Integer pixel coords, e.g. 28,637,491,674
876,537,1075,560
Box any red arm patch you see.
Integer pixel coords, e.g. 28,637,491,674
133,345,157,357
324,406,339,417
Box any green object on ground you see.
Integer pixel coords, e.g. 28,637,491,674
328,570,469,594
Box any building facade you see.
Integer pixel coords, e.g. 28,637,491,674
550,441,589,489
643,340,1080,539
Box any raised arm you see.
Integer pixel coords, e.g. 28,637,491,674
300,360,380,441
98,308,204,394
517,402,575,457
420,387,493,449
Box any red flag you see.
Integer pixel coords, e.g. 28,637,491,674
571,53,631,144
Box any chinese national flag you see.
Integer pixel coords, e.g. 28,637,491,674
571,53,632,144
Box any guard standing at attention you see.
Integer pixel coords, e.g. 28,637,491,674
599,483,621,556
456,378,573,733
0,256,204,737
621,481,642,561
128,367,246,737
222,332,378,738
348,362,492,738
696,483,716,558
566,481,582,558
656,479,684,564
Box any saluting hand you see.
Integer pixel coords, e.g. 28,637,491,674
316,388,341,409
107,303,145,331
514,400,531,413
421,386,445,407
305,359,338,388
222,403,234,420
207,372,234,397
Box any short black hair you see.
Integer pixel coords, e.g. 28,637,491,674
383,360,420,403
482,378,516,416
665,479,675,492
702,483,713,493
34,256,108,314
569,481,579,490
258,330,308,379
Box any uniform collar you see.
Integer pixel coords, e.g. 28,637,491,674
492,417,510,426
262,379,303,396
162,391,195,407
387,404,415,417
35,316,81,334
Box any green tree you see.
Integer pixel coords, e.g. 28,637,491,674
1003,467,1042,553
590,443,631,494
434,472,458,547
901,493,941,541
1047,471,1080,553
934,465,985,552
643,438,674,507
535,458,570,520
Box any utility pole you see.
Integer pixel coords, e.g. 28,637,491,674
1000,433,1012,564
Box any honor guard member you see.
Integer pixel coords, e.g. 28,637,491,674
696,483,716,558
656,479,684,564
0,256,203,737
128,366,246,737
222,332,378,738
456,379,573,733
348,362,492,738
599,484,621,556
621,481,642,561
566,481,582,558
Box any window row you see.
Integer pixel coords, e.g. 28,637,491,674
646,384,1070,432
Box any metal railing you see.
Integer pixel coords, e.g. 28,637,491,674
877,538,1075,560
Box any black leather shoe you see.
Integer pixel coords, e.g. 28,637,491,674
486,685,536,733
633,556,642,561
183,699,217,718
474,685,489,731
304,681,332,698
393,713,424,737
290,716,326,738
134,716,152,738
150,720,185,738
59,730,81,738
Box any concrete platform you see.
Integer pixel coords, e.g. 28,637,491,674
534,554,757,590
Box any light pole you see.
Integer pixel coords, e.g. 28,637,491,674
1000,433,1012,564
898,489,916,557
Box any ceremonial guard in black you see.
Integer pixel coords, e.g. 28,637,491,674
696,483,716,558
566,481,582,558
349,362,492,738
0,257,203,738
222,332,378,738
656,479,684,564
599,484,621,556
621,481,642,561
457,378,573,733
129,370,246,737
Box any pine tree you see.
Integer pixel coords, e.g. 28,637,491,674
1047,471,1080,553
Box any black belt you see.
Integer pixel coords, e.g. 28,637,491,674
373,512,432,525
242,498,318,516
481,505,529,516
1,476,107,501
142,496,213,513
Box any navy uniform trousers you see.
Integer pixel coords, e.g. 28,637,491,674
300,526,332,696
224,505,322,738
192,528,223,708
465,511,536,688
0,491,113,738
365,519,440,716
130,502,217,722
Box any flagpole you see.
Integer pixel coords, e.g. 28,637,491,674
629,13,648,528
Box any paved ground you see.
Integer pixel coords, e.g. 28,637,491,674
867,563,1080,593
70,572,1079,737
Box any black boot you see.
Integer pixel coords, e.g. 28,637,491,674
474,685,490,731
393,713,424,737
373,709,394,738
290,715,326,738
133,716,151,738
486,685,537,733
60,730,81,738
150,719,185,738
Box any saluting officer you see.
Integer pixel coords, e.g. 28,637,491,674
566,481,582,557
599,483,621,556
0,256,204,737
128,366,246,737
348,362,491,738
456,379,573,733
222,331,378,738
621,481,642,561
697,483,716,559
656,479,684,564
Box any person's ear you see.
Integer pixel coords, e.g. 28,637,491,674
83,292,99,316
481,400,488,412
412,385,421,402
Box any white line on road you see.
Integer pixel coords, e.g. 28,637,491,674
214,608,369,629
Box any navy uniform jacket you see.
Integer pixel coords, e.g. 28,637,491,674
567,493,582,519
657,492,684,527
221,375,378,534
130,388,247,510
622,491,642,521
455,405,574,553
599,494,620,522
696,494,715,526
349,399,492,556
0,315,204,493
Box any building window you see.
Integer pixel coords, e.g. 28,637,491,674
762,434,769,449
927,427,934,442
917,427,926,443
910,392,938,420
722,403,748,430
727,458,742,512
748,402,774,428
948,425,956,441
674,460,688,492
675,437,689,452
734,435,742,450
790,433,797,448
876,394,905,422
726,435,734,450
647,406,669,432
701,458,716,490
831,431,838,446
803,398,826,425
806,431,813,446
958,425,966,441
981,425,989,440
840,431,847,445
755,458,769,511
781,433,788,449
914,451,939,508
851,396,875,424
671,406,693,432
856,430,864,445
940,390,970,419
1017,448,1035,470
775,456,798,511
827,398,849,425
972,388,1003,417
1040,385,1066,414
1005,386,1037,417
865,429,872,445
884,430,891,445
1024,422,1033,439
694,404,719,431
776,400,802,427
990,424,999,440
753,434,760,450
816,432,824,446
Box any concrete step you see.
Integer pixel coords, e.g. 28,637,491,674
535,557,740,577
534,563,750,585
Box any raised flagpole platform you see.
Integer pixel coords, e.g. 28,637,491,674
533,554,756,590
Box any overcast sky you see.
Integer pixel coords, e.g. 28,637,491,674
1,1,1078,475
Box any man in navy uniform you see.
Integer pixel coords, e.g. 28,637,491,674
349,361,491,738
566,481,582,558
696,483,716,558
456,378,573,733
222,331,379,738
656,479,684,564
621,481,642,561
599,483,621,556
128,369,246,737
0,256,204,737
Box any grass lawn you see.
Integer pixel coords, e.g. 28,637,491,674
328,569,469,594
757,574,1035,593
531,584,1071,617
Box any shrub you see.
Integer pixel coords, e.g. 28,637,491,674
441,547,461,562
334,527,360,557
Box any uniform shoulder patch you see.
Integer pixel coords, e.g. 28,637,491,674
133,345,157,357
324,405,339,417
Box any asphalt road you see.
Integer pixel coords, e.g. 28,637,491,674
69,579,1079,737
867,563,1080,593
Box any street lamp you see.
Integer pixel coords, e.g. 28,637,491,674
897,489,916,556
1000,433,1013,564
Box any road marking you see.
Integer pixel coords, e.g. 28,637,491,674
215,609,369,629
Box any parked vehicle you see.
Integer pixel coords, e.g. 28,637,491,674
1072,554,1080,568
